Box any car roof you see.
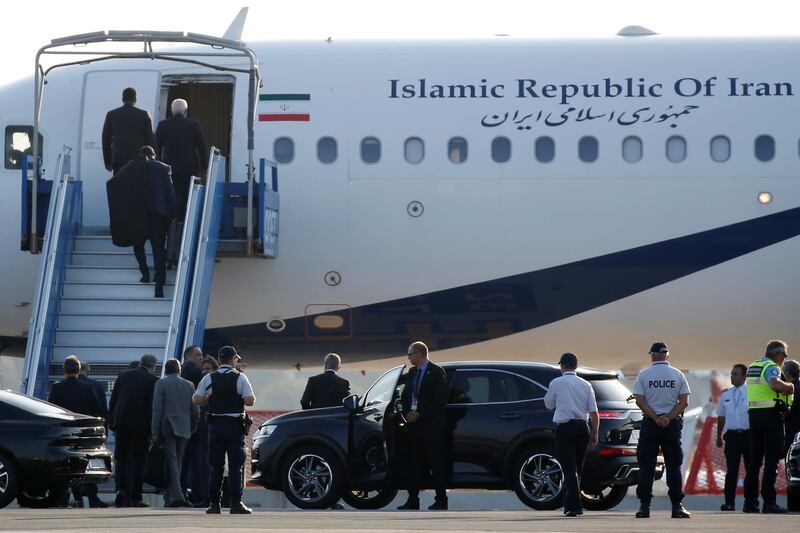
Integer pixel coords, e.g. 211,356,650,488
439,360,618,379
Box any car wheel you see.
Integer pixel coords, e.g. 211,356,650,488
341,487,399,509
788,484,800,513
0,454,19,509
513,450,565,510
580,484,628,511
16,483,69,509
280,445,344,509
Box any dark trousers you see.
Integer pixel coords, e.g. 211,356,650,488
208,417,246,507
114,428,149,504
723,429,750,506
406,423,448,503
133,214,169,285
173,174,191,222
636,417,684,505
182,431,209,504
555,419,590,513
71,482,100,504
744,409,784,506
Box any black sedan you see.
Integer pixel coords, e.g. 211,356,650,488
251,361,663,510
0,389,112,508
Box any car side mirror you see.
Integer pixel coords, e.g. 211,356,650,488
343,394,360,412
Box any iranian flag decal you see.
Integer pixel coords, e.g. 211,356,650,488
259,93,310,122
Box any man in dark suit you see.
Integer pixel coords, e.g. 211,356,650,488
102,87,156,174
76,362,110,508
109,353,159,507
132,146,176,298
179,345,203,502
180,345,203,388
301,353,351,410
398,341,449,511
155,98,208,221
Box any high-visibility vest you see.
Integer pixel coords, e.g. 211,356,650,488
746,357,793,409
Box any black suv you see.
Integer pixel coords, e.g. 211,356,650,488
251,361,663,510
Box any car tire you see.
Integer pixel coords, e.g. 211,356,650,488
16,483,69,509
580,484,628,511
280,445,344,510
512,449,565,510
788,484,800,513
0,453,19,509
341,487,399,509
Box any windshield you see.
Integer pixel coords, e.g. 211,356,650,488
363,365,404,407
0,390,71,416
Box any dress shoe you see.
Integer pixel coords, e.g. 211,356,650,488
565,510,581,517
206,503,221,514
329,502,344,510
762,503,788,514
397,500,420,510
71,500,84,508
635,504,650,518
230,502,253,514
428,500,448,511
154,284,164,298
140,272,150,283
672,503,691,518
167,500,192,508
720,503,735,511
131,500,149,508
742,503,761,513
88,499,108,508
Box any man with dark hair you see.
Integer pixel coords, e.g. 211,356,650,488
301,353,351,410
181,345,203,388
398,341,449,511
152,358,199,507
75,362,109,508
716,363,750,511
193,346,256,515
102,87,156,174
743,340,795,513
156,98,209,221
544,353,599,517
109,353,159,507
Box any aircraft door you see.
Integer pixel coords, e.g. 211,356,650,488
79,70,160,227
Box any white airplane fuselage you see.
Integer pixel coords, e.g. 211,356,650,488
1,36,798,370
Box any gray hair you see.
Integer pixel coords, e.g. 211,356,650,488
324,353,341,371
171,99,188,116
783,359,800,380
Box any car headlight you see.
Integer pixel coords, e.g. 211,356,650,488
254,424,277,442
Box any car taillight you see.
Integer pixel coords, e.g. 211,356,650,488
598,447,637,456
597,410,627,419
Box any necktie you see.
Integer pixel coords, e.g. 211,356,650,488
414,368,423,398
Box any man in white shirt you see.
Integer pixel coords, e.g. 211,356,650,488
716,363,749,511
544,353,599,517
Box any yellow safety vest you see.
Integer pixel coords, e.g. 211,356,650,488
746,357,793,409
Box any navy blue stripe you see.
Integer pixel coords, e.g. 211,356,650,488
206,206,800,360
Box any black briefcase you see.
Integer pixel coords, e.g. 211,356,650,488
166,220,183,266
143,442,166,488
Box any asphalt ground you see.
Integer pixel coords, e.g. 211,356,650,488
1,496,797,532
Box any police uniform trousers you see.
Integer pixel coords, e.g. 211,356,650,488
207,416,246,506
722,429,750,506
744,408,784,506
406,422,448,503
555,419,590,513
133,214,169,285
636,417,684,505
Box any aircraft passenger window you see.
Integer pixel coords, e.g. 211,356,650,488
535,137,555,163
622,136,642,163
404,137,424,164
361,137,381,164
273,137,294,164
5,126,43,170
317,137,337,163
578,136,598,163
666,136,686,163
755,135,775,162
710,136,731,162
448,137,468,164
491,136,511,163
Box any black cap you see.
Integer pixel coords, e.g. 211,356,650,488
218,345,242,360
558,352,578,368
649,342,669,355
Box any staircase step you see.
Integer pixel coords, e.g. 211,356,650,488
62,281,175,299
54,344,165,363
71,251,139,267
60,297,173,314
56,329,167,346
73,236,118,253
58,314,170,330
65,266,177,283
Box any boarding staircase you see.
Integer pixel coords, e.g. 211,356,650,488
19,148,278,399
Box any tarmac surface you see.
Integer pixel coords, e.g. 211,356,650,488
1,496,797,532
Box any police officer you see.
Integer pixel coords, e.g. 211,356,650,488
742,340,794,514
543,353,599,517
632,342,691,519
715,364,750,511
192,346,256,515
